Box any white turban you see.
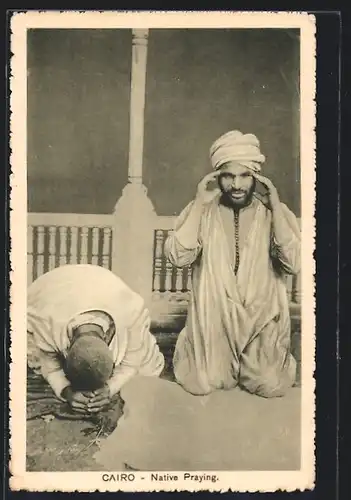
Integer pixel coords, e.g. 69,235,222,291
210,130,265,173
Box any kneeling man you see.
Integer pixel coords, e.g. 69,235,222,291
27,264,164,414
165,130,300,398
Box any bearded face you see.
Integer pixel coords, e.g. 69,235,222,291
218,162,256,208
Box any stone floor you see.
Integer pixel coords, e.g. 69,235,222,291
26,330,301,472
26,333,177,471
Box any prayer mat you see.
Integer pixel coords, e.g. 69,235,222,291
26,332,176,431
27,329,300,449
94,375,301,471
26,368,124,433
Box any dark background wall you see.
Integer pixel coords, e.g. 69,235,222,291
27,29,131,214
27,28,300,216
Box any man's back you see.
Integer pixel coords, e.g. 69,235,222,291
29,264,129,297
28,264,145,343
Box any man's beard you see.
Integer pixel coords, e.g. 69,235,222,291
220,180,256,209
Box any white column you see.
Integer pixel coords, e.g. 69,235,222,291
128,28,149,184
112,29,157,308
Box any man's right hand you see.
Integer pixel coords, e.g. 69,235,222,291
61,386,90,414
196,171,221,204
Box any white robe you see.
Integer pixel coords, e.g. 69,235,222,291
27,264,164,398
165,195,300,397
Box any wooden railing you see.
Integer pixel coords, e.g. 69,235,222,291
153,229,192,294
27,212,301,330
27,213,113,284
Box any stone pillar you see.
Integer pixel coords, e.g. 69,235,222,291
127,28,148,184
112,29,157,308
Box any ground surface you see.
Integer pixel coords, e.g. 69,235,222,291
26,333,176,471
26,330,301,472
27,419,103,471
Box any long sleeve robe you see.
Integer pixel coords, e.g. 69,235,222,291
165,194,300,397
27,264,164,399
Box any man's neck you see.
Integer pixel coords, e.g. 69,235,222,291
72,324,105,343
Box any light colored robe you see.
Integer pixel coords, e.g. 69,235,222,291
165,194,300,397
27,264,164,399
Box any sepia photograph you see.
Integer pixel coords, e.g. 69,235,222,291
9,11,316,492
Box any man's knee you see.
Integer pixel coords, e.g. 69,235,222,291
240,367,296,398
252,378,291,398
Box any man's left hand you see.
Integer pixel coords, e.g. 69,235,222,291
253,173,280,209
86,385,112,413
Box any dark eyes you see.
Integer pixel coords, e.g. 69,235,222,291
220,173,251,180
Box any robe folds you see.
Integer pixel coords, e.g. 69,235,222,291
165,195,301,397
27,264,164,398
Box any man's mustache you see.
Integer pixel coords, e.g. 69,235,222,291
224,188,248,194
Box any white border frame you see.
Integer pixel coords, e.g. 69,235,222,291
9,10,316,492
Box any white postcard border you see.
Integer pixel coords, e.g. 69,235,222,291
9,10,316,493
